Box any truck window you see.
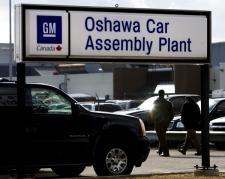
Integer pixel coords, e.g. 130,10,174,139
31,88,72,115
0,87,17,106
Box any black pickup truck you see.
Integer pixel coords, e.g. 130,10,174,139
0,79,150,177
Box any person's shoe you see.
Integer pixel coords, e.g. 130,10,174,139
178,148,186,155
194,152,202,156
160,153,170,157
156,150,162,155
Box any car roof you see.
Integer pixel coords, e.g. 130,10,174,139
106,99,141,102
209,97,225,101
81,102,123,112
81,102,121,105
165,94,200,97
210,116,225,123
197,98,225,104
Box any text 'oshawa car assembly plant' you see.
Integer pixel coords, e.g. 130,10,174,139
0,79,150,177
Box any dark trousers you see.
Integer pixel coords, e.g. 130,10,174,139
155,120,170,154
181,129,202,153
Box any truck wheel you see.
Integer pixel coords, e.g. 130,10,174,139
93,142,134,176
51,166,85,177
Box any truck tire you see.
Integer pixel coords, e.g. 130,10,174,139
51,166,85,177
93,141,134,176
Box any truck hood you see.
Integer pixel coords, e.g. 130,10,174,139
80,105,141,122
113,108,146,115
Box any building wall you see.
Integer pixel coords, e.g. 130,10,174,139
219,63,225,90
8,65,221,100
10,66,201,100
113,68,148,99
23,73,114,99
210,67,220,90
211,42,225,68
174,65,201,95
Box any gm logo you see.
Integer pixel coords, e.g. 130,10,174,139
37,16,62,44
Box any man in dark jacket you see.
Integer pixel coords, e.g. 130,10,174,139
178,96,202,155
151,89,174,157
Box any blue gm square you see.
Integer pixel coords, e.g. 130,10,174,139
37,16,62,44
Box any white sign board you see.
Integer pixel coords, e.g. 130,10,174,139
14,4,211,64
70,11,207,58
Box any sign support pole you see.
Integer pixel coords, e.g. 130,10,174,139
17,63,28,177
200,64,210,166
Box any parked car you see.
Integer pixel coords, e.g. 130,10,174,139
81,102,123,112
0,79,150,177
114,94,201,130
168,97,225,131
209,116,225,149
209,116,225,131
105,100,142,110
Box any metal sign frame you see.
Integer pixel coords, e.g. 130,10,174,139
14,3,212,171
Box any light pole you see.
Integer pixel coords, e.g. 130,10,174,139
9,0,12,80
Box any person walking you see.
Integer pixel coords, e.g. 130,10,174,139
178,96,202,156
151,89,174,157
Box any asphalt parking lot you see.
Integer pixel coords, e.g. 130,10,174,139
1,146,225,179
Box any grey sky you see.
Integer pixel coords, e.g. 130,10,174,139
0,0,224,43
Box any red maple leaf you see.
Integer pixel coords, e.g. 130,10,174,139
56,45,62,51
